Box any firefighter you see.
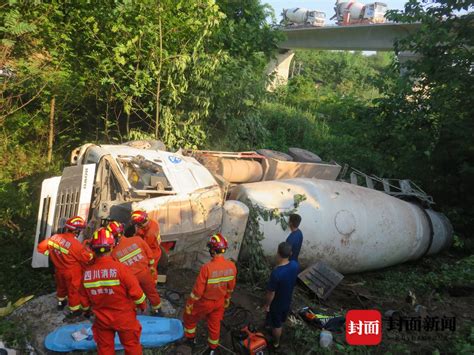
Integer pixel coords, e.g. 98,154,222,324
80,227,147,355
130,210,161,283
183,233,237,353
107,220,163,316
37,216,93,316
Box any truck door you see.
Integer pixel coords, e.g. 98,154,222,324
31,164,96,268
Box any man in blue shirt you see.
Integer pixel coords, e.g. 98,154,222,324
286,214,303,262
264,242,299,350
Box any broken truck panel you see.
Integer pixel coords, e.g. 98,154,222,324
32,164,95,268
132,185,223,268
54,164,96,232
220,200,249,263
32,176,61,268
186,200,250,271
230,178,453,274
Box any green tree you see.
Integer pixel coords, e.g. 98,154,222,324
205,0,282,150
375,0,474,234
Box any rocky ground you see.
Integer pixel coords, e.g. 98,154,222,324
3,254,473,354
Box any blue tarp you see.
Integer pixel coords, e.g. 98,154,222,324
45,315,184,352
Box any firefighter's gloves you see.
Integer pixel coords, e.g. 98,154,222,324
83,309,93,319
224,298,231,309
185,299,194,315
137,302,147,313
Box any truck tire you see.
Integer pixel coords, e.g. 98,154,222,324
123,139,166,151
288,147,322,163
256,149,293,161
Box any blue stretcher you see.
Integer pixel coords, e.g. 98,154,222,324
45,315,184,352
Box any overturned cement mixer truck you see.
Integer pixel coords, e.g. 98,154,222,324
32,142,452,274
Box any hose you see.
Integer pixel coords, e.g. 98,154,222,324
222,303,253,330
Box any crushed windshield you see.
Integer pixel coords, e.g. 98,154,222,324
118,155,173,191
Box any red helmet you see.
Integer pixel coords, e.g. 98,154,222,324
90,228,115,252
64,216,86,232
207,233,228,254
131,210,148,225
107,221,124,237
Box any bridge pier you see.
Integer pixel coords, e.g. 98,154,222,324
266,50,295,91
397,51,422,77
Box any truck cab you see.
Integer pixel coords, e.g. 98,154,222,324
32,143,223,268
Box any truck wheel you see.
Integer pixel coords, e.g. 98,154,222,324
256,149,293,161
288,147,322,163
123,140,166,151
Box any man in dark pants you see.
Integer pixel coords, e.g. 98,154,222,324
286,214,303,262
264,242,299,350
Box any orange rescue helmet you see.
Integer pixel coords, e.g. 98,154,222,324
131,210,148,225
90,227,115,253
64,216,86,232
107,220,124,237
207,233,228,254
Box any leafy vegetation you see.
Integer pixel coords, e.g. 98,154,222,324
238,194,306,287
376,0,474,237
364,255,474,297
0,318,31,350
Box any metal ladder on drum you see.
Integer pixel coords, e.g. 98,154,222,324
344,166,434,206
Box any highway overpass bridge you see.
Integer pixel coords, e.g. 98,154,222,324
268,22,421,88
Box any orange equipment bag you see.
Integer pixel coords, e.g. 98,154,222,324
233,325,267,355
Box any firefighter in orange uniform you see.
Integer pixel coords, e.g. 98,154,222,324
107,221,163,316
130,210,161,283
80,228,147,355
183,233,237,353
37,216,93,316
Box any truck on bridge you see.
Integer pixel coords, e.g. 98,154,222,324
280,2,388,28
332,1,388,25
281,8,326,27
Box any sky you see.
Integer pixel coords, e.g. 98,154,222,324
264,0,408,23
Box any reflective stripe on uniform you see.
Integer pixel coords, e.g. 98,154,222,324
82,306,90,311
44,250,50,256
207,275,234,284
134,293,146,304
118,248,142,263
152,303,162,310
69,304,81,311
149,259,154,265
84,279,120,288
208,337,219,345
184,327,196,334
57,296,67,301
190,292,200,300
48,240,69,254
